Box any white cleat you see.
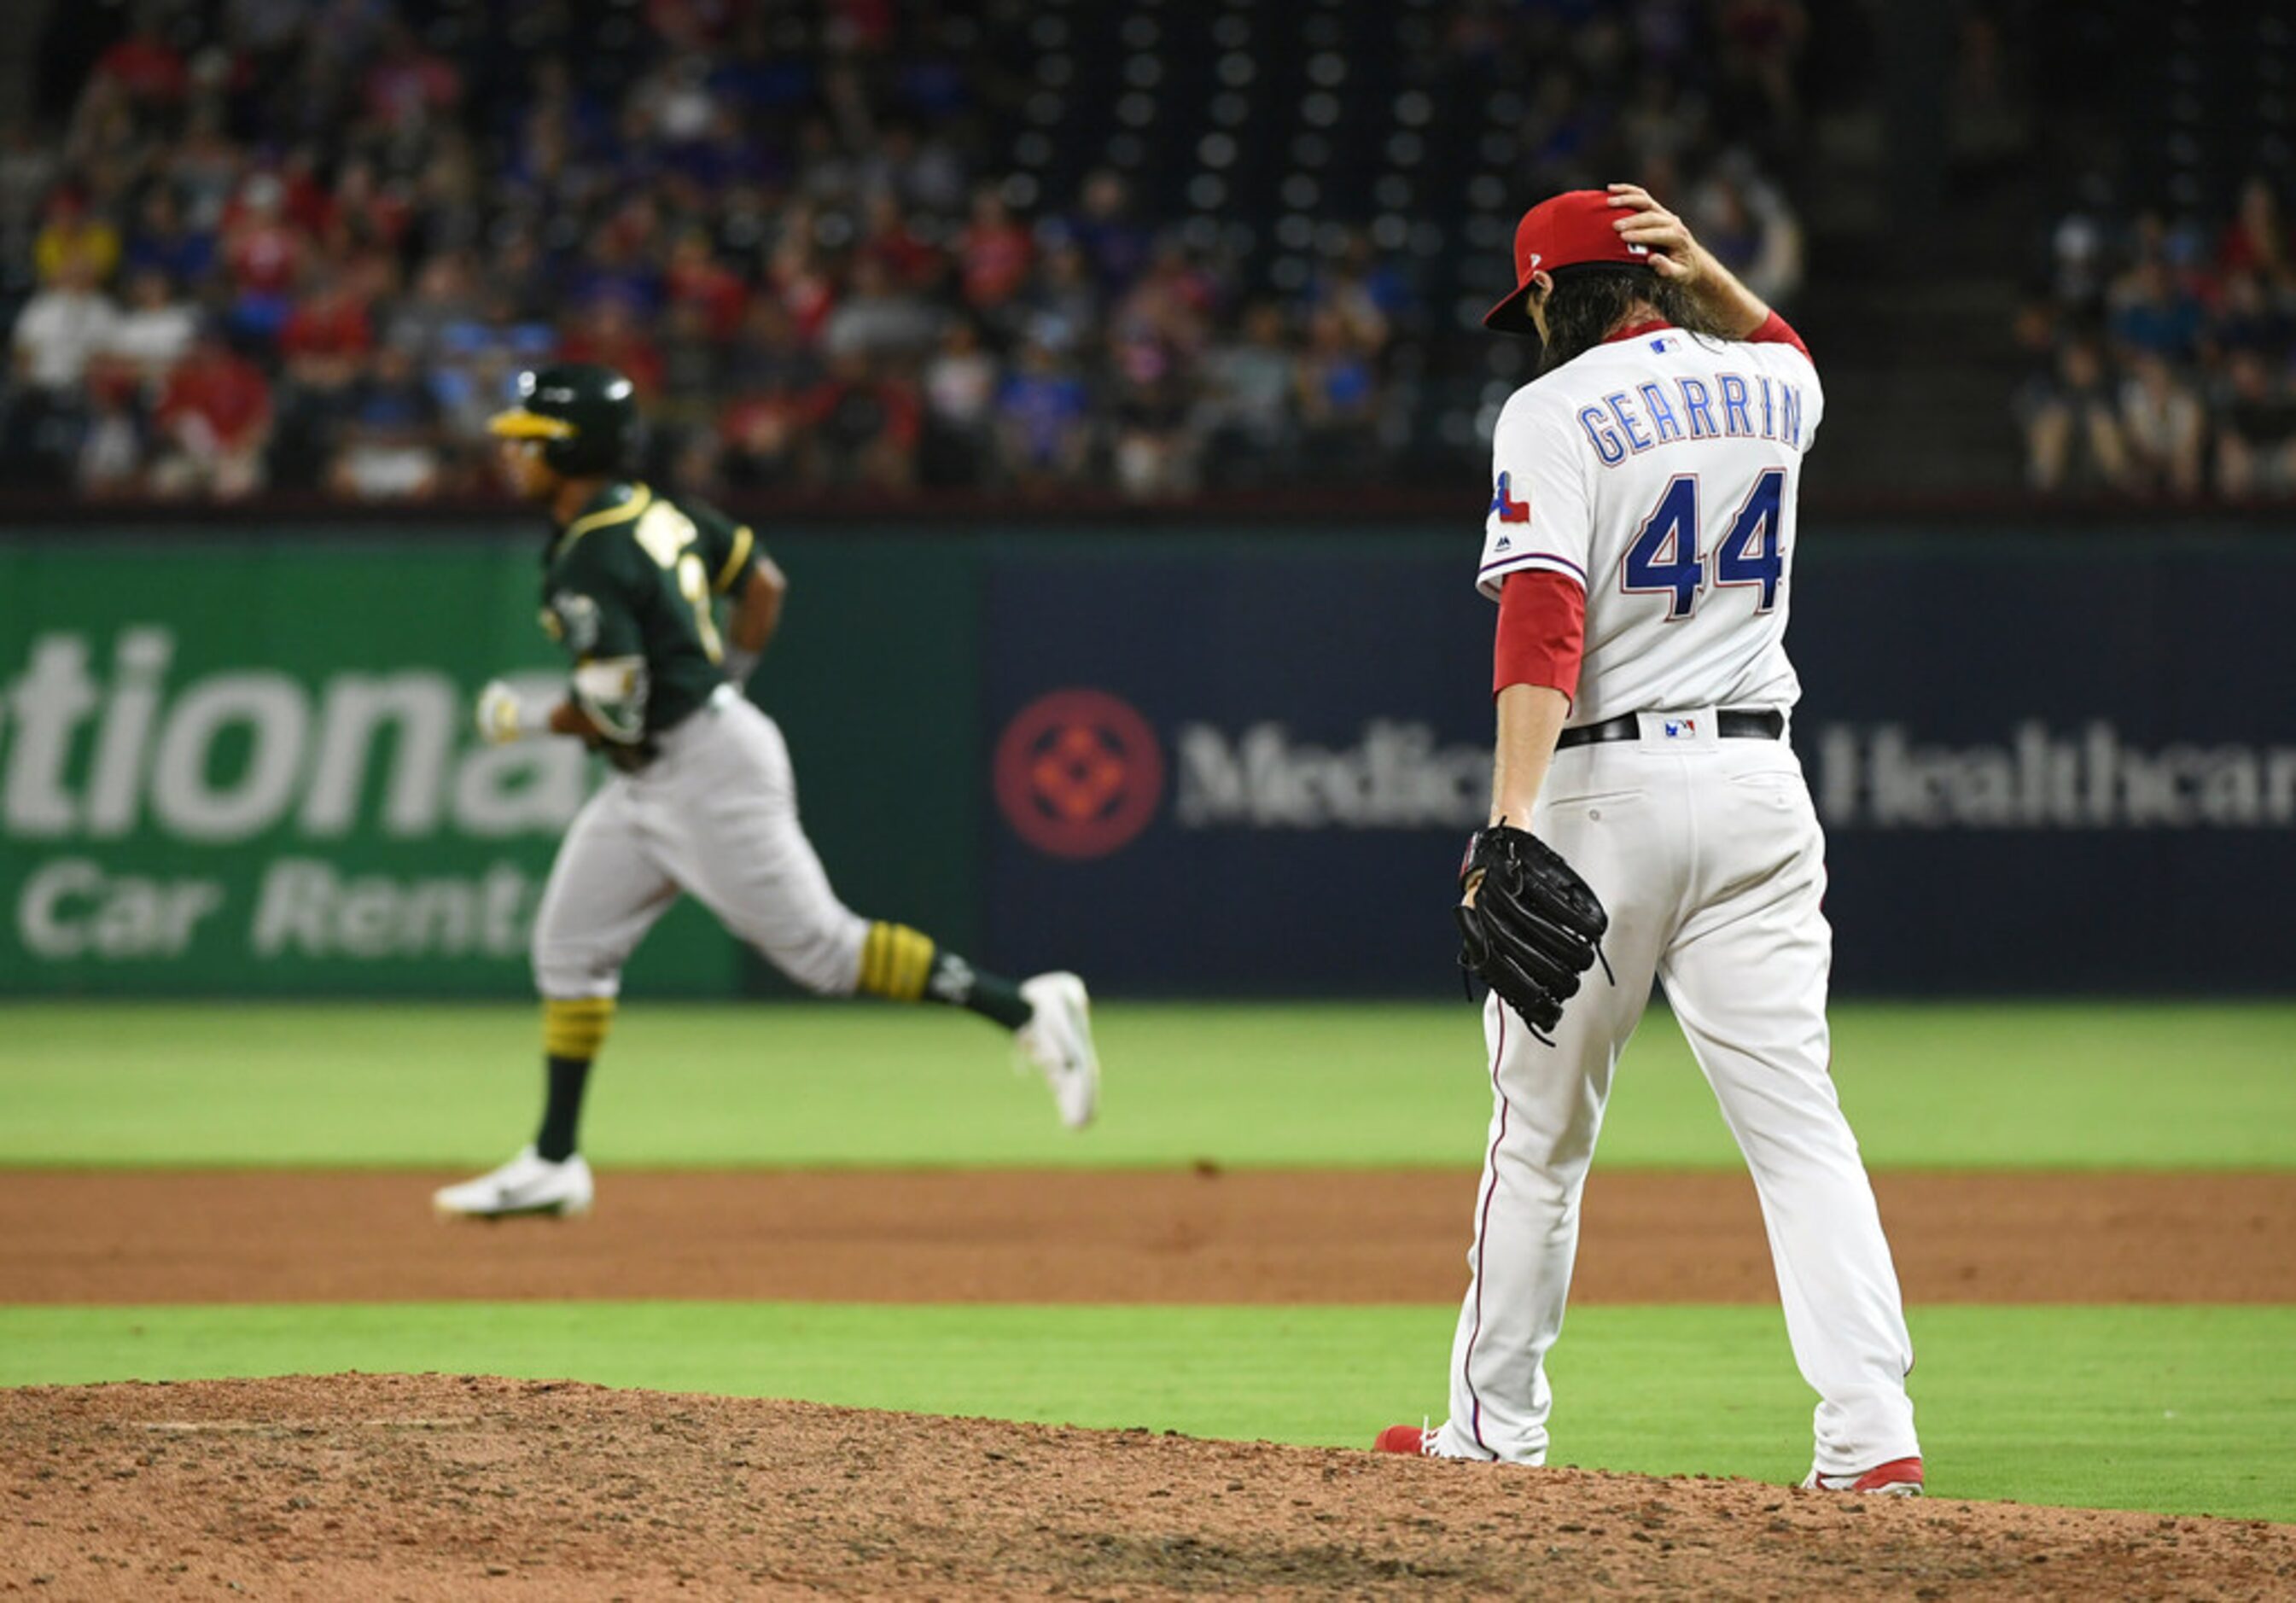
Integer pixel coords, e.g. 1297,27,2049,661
1017,971,1100,1130
432,1146,594,1221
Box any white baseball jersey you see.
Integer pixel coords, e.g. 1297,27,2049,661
1432,321,1917,1480
1476,326,1824,724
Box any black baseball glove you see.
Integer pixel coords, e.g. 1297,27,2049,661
1455,822,1611,1037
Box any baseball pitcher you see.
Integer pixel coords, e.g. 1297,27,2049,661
1376,188,1922,1495
433,364,1099,1220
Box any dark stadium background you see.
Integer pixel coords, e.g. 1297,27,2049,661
7,0,2288,511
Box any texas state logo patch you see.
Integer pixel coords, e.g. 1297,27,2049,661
1489,471,1530,525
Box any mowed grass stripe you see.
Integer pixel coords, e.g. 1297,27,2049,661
4,1000,2293,1169
2,1303,2288,1524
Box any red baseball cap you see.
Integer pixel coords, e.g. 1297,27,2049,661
1483,189,1656,335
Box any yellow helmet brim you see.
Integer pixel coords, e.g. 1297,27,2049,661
487,408,579,440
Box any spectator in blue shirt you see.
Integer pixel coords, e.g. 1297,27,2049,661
994,336,1093,489
2109,259,2204,364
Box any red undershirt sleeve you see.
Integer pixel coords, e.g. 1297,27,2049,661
1745,310,1810,361
1493,568,1586,703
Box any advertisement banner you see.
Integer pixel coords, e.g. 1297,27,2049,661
978,533,2296,996
0,537,739,996
980,539,1496,996
1790,536,2296,994
9,526,2291,999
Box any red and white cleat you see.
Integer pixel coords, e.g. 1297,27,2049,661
1801,1456,1923,1496
1374,1421,1442,1457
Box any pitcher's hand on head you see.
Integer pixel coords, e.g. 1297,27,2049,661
1606,184,1706,286
1606,182,1774,338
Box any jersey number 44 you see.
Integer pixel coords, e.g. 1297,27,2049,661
1622,469,1786,621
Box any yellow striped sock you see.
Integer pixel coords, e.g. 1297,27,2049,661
857,922,937,1002
542,996,616,1059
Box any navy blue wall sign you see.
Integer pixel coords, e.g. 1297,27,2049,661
979,533,2296,996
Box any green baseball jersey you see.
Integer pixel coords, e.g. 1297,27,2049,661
538,481,759,742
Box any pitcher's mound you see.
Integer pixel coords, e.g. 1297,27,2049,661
3,1374,2286,1600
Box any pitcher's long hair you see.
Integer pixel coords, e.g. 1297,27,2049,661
1538,265,1733,372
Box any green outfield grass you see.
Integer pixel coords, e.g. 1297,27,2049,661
3,1000,2292,1169
2,1302,2287,1523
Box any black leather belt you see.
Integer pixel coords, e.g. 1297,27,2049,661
600,739,661,774
1556,709,1784,749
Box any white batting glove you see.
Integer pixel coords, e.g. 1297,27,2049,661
475,679,549,744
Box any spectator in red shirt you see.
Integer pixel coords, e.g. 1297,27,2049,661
363,22,462,127
220,174,307,342
716,390,805,489
858,191,941,288
559,296,666,397
766,228,837,345
646,0,734,48
663,230,749,340
279,277,375,452
827,0,897,55
2217,176,2289,281
280,279,374,370
323,158,414,257
93,22,188,108
153,329,273,500
957,188,1033,313
274,146,339,239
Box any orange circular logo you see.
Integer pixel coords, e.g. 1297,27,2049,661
994,689,1166,859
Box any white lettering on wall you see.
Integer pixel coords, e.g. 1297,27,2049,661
1815,721,2296,830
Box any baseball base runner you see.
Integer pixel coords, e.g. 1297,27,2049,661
432,364,1099,1221
1377,186,1922,1497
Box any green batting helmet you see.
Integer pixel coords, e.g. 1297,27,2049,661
487,363,643,475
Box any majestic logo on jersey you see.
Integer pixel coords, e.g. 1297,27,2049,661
1489,472,1530,525
994,688,1166,860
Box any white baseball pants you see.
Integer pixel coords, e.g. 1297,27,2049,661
531,686,869,1000
1437,713,1919,1477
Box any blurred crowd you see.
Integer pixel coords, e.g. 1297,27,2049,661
2,0,1809,505
2019,176,2296,501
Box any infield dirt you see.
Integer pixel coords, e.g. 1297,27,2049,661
3,1167,2291,1304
